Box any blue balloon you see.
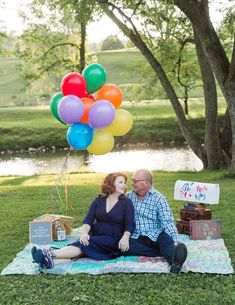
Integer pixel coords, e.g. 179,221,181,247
67,123,94,150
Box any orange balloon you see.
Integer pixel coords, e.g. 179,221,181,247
96,84,123,109
80,98,95,123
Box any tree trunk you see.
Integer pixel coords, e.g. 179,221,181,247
184,99,188,115
193,27,224,168
226,86,235,171
80,21,86,72
221,107,232,166
98,0,207,167
174,0,235,170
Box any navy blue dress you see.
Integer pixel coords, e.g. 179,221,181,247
70,194,135,260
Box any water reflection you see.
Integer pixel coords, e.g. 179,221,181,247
0,147,203,176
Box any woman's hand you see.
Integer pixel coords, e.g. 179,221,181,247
118,235,129,252
79,233,90,246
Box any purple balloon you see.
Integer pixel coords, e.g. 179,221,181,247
89,100,115,130
58,95,84,124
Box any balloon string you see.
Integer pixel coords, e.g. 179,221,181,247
50,148,73,215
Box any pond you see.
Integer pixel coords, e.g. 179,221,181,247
0,147,203,176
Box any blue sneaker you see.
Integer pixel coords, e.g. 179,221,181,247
170,243,187,274
32,246,55,269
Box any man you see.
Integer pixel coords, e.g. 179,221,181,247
126,169,187,274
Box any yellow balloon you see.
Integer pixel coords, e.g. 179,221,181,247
105,109,133,136
87,130,114,155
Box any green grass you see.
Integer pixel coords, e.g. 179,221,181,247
0,98,227,151
0,50,145,107
96,49,145,85
0,58,33,106
0,49,213,107
0,171,234,305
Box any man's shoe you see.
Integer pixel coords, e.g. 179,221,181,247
170,243,187,274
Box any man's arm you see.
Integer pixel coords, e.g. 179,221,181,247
157,196,179,242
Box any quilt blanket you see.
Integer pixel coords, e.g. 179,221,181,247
1,229,233,275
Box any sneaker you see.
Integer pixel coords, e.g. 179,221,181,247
31,246,55,269
170,243,187,274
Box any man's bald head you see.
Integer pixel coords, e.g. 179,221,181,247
133,169,153,185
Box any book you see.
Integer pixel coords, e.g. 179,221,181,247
190,219,221,240
183,204,205,211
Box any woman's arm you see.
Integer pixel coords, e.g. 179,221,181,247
79,197,98,245
118,199,135,252
118,231,131,252
123,199,135,234
79,224,91,246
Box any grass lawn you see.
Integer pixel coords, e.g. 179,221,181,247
0,98,227,151
0,49,218,108
0,50,145,107
96,49,145,85
0,58,33,107
0,170,234,305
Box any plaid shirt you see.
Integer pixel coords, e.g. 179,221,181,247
127,187,178,242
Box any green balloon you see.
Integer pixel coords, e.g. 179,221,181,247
50,92,65,124
82,64,107,94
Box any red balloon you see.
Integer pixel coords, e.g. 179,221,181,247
80,98,95,124
82,91,95,101
61,72,86,98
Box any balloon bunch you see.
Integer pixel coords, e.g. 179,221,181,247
50,64,133,155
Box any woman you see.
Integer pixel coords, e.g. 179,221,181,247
32,172,135,269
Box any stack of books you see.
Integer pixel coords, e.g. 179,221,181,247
183,202,206,211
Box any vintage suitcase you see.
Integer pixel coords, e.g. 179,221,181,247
180,208,212,221
176,219,190,235
190,219,221,240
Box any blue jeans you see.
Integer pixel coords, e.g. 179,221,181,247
126,231,175,264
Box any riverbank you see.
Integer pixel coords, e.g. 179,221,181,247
0,147,203,176
0,99,226,152
0,170,234,304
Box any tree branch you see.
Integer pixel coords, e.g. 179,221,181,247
40,42,79,61
38,58,74,77
101,0,142,39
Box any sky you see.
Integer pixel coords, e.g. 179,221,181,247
0,0,231,43
0,0,124,43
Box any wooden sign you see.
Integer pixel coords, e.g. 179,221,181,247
29,221,52,244
174,180,220,204
190,220,221,240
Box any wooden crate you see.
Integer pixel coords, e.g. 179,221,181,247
33,214,74,238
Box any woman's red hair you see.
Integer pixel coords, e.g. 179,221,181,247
100,172,128,195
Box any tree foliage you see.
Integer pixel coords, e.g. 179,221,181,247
16,23,81,96
101,35,125,50
15,0,97,97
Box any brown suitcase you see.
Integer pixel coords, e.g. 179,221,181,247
176,219,190,235
180,209,212,221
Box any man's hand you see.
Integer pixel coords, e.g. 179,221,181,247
118,235,129,252
79,233,90,246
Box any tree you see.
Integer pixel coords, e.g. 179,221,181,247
16,0,96,97
101,35,125,50
94,0,230,168
173,0,235,171
16,23,82,97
